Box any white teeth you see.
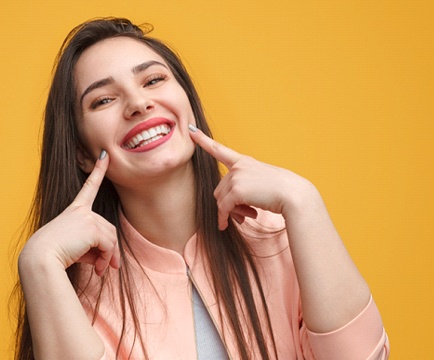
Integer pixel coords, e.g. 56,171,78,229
149,128,157,137
123,124,171,149
142,130,151,141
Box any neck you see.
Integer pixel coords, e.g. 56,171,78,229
115,163,197,255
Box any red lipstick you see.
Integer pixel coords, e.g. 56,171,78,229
121,117,175,152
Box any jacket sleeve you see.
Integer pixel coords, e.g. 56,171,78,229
242,210,390,360
300,295,390,360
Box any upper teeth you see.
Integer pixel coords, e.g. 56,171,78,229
123,124,171,149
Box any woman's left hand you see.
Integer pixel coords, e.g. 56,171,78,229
190,125,373,335
189,125,311,230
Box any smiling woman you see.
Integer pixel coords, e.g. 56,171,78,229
74,36,196,182
13,18,389,359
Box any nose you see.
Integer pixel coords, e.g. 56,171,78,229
124,90,154,119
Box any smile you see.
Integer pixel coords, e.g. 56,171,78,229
121,118,176,152
122,124,171,149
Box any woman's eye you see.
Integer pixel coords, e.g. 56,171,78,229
144,74,167,87
91,97,113,109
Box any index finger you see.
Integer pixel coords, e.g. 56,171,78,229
74,150,109,207
189,125,241,168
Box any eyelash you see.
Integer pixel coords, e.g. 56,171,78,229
90,96,114,110
144,73,167,87
89,73,168,109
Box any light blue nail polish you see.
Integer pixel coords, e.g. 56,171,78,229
99,150,107,160
188,124,198,132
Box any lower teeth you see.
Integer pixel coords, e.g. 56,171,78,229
134,135,163,148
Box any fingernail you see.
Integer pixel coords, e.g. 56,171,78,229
188,124,198,132
99,149,107,160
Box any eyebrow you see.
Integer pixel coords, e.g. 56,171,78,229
132,60,167,74
79,60,168,105
80,77,114,105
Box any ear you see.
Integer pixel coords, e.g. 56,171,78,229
76,144,95,174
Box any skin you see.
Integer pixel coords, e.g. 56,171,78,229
75,37,198,253
189,127,371,332
18,37,370,359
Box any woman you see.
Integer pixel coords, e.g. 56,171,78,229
15,18,389,359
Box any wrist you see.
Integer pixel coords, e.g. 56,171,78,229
281,177,323,220
18,240,65,280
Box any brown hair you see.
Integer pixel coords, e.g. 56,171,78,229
14,17,277,359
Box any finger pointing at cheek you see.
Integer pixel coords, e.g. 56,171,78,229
72,150,120,274
74,149,110,208
188,124,241,169
189,124,258,230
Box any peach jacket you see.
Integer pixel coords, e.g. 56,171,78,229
80,210,390,359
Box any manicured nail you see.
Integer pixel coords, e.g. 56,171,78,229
188,124,198,132
99,149,107,160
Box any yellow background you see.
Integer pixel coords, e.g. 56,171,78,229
1,1,433,359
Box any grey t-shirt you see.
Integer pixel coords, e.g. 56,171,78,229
192,286,229,359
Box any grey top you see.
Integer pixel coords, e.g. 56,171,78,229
192,286,230,359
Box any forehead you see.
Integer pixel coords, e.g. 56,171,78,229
74,37,167,91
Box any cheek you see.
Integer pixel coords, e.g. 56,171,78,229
78,117,114,155
103,157,123,182
165,85,195,120
80,128,102,155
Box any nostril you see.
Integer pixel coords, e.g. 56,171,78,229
126,100,154,118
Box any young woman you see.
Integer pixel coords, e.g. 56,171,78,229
15,18,389,359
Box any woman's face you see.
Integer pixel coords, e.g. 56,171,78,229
74,36,196,187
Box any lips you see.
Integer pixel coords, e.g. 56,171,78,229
121,117,175,151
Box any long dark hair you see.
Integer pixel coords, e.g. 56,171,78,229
14,17,277,359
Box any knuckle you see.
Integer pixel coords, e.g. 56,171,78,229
83,176,96,189
210,139,221,153
231,183,243,195
109,233,118,247
88,222,100,236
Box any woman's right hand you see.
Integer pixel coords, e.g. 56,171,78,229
19,151,120,277
17,151,117,359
